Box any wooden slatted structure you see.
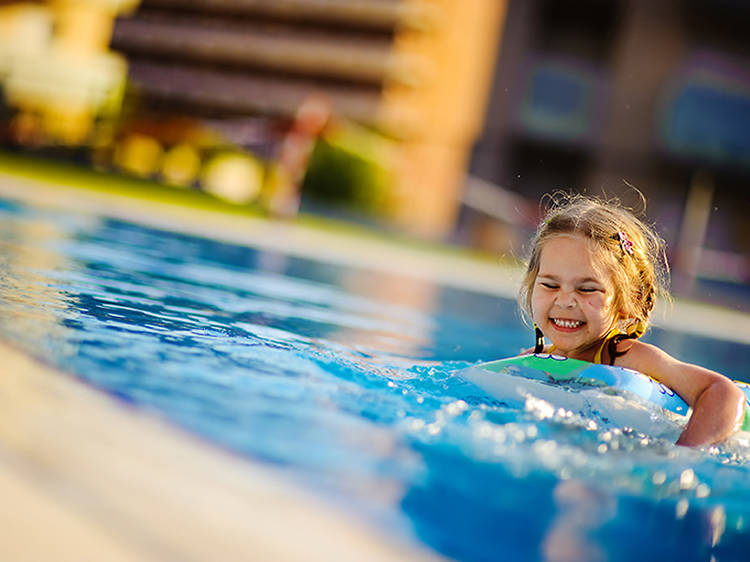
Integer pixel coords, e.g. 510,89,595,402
112,0,411,124
111,0,508,237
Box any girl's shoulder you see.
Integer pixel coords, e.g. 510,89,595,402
613,339,678,373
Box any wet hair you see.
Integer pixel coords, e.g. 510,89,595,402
518,192,670,352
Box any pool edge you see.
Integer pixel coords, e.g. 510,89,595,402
0,339,441,561
0,168,748,346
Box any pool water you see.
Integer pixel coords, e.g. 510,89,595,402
2,196,750,561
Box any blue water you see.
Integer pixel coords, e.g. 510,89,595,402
2,196,750,561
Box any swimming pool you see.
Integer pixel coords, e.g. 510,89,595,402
1,195,750,561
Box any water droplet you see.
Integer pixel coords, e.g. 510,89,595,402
652,471,667,485
680,468,695,489
676,498,689,519
525,396,555,419
446,400,468,416
711,507,726,546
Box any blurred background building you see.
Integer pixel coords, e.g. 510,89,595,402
467,0,750,299
0,0,748,303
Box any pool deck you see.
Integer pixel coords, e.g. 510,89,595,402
0,164,749,560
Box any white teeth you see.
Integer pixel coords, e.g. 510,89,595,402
552,318,583,328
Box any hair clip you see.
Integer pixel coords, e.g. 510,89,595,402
613,231,634,255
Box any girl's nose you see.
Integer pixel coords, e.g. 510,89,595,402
555,291,577,308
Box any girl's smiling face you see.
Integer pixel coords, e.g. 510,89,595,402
531,234,619,360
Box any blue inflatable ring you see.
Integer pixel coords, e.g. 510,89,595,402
458,354,750,431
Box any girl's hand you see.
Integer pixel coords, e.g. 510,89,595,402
674,378,746,447
617,341,745,447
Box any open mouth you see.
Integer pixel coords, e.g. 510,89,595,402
551,318,584,329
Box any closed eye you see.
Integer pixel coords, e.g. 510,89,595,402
578,287,599,293
540,282,558,289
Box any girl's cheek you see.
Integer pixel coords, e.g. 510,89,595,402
583,296,609,313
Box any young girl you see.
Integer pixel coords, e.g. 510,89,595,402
518,194,745,447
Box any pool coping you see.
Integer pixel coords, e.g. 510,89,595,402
0,339,438,561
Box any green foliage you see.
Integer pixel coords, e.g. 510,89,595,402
302,125,393,215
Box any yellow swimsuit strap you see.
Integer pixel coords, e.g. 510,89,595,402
547,324,641,364
593,328,623,364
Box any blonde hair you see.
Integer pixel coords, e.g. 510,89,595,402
518,193,670,338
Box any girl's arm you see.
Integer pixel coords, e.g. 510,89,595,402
617,341,745,447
